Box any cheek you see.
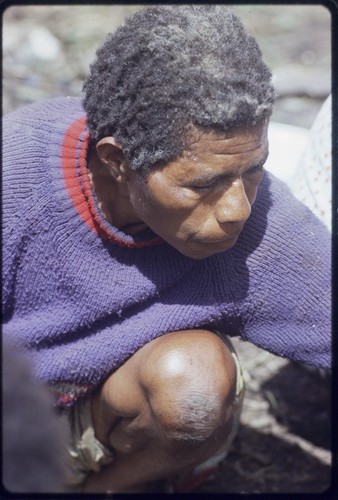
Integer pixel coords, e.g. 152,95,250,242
129,178,208,240
143,188,200,223
129,186,181,234
128,183,155,218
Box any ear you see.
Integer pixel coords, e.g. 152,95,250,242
95,137,129,184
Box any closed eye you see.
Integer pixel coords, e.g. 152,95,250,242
244,163,265,176
187,161,266,192
190,180,218,191
190,167,263,191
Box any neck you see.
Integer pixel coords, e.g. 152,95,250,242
87,145,149,235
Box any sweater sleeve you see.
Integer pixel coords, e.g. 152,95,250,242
2,98,83,319
2,112,44,318
233,172,331,369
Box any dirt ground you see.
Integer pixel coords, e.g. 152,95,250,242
194,338,332,494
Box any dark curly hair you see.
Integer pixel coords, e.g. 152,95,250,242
83,5,275,175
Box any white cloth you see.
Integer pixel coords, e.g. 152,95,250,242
60,396,114,489
289,95,332,230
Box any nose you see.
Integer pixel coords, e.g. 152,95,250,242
215,177,251,225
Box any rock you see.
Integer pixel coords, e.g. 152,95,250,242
27,27,61,61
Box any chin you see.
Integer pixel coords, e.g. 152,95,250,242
169,234,239,260
179,243,236,260
198,238,240,259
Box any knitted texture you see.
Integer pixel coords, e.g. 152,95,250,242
2,97,331,406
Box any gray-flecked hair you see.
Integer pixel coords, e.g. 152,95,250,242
83,5,275,176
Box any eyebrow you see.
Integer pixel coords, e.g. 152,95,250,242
187,151,269,185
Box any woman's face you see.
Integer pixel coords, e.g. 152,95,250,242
126,121,269,259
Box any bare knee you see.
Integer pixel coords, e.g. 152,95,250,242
139,330,237,445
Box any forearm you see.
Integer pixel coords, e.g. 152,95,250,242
82,444,187,493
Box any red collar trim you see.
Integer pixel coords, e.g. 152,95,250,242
61,116,162,248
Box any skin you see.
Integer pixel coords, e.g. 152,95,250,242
82,121,269,492
83,330,237,493
88,120,269,259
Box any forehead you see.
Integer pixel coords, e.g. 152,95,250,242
160,121,269,182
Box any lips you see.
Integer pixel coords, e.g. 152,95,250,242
196,234,240,245
189,223,245,246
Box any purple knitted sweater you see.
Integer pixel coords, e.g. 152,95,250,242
2,97,331,406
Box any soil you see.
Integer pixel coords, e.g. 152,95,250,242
194,339,332,494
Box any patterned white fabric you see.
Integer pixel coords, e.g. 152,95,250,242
289,95,332,230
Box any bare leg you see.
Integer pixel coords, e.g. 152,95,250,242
83,329,237,493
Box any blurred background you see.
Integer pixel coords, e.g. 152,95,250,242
3,3,331,127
